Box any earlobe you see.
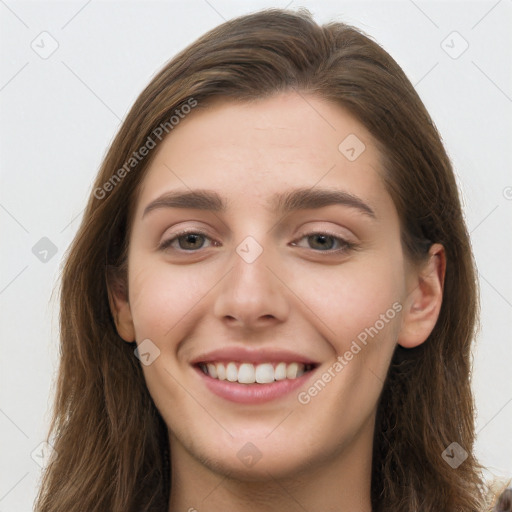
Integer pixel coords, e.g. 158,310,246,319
397,243,446,349
106,269,136,343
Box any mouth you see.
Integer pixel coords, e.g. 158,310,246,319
193,359,319,404
196,361,317,384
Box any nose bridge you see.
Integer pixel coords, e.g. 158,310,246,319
213,233,289,327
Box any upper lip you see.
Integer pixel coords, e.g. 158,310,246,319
190,347,319,365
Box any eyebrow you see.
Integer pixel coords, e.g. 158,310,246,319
142,187,376,219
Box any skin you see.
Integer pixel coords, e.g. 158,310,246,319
110,91,445,511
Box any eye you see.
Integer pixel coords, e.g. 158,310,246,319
290,231,357,253
158,230,218,252
158,229,357,254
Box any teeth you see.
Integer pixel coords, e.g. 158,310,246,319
274,362,287,381
200,361,312,384
216,363,226,380
238,363,255,384
255,363,274,384
206,363,217,379
286,362,298,379
226,362,238,382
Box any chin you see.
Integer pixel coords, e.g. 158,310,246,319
186,430,331,483
201,449,316,483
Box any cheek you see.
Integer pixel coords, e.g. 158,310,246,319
291,258,404,434
127,259,213,340
290,253,405,352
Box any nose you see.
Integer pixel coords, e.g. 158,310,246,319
213,237,290,332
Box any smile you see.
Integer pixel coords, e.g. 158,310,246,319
198,361,316,384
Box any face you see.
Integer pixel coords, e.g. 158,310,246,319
111,91,443,482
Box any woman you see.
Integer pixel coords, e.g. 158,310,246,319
34,8,491,511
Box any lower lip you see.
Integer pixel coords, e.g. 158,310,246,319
194,366,315,404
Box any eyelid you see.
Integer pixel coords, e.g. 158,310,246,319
294,226,354,242
293,221,358,242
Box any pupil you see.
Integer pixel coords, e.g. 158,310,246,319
312,234,333,250
181,234,203,249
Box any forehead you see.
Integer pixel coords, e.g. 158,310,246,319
134,92,392,218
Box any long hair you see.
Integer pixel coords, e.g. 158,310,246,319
34,8,489,511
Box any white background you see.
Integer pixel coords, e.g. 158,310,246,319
1,0,511,509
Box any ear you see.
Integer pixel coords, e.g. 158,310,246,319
397,243,446,349
106,266,136,343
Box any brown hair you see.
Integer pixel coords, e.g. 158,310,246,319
35,7,490,511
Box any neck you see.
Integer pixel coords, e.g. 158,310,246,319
167,421,374,512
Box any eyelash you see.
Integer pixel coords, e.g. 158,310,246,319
158,229,358,255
